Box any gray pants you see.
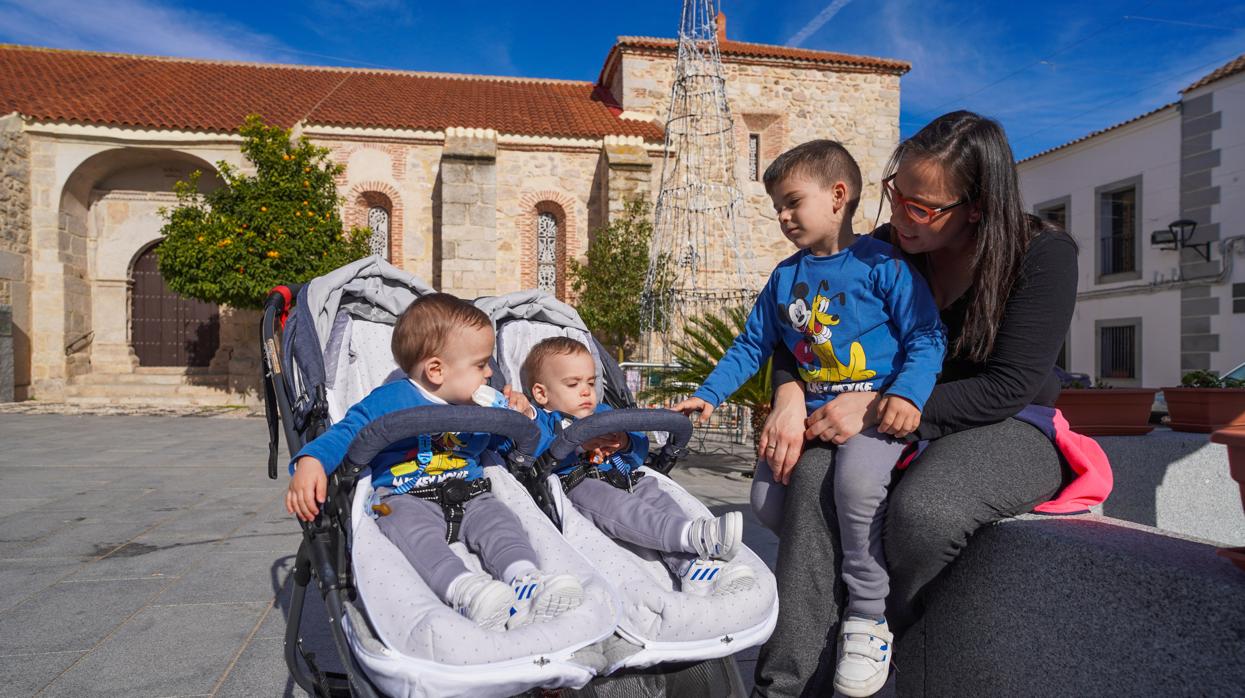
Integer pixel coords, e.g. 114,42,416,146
375,488,537,603
568,476,695,574
752,418,1067,697
752,428,902,617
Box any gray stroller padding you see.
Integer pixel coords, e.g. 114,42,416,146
348,465,619,698
549,467,778,672
481,290,606,402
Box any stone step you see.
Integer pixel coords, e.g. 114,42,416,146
63,394,258,408
65,382,246,398
70,372,231,386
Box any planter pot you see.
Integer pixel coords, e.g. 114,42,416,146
1162,387,1245,433
1209,427,1245,573
1055,388,1157,436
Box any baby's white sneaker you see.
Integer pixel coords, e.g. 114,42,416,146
687,511,743,560
680,558,756,596
449,573,515,631
508,571,584,627
833,615,893,697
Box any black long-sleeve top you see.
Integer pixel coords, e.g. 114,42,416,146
772,224,1078,441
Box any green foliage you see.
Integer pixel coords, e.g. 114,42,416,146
639,306,772,410
158,114,371,309
569,198,671,359
1181,370,1245,389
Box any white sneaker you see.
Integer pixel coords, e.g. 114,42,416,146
508,572,584,627
680,558,756,596
687,511,743,560
833,615,893,697
449,573,515,632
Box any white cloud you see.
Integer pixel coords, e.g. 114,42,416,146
0,0,289,62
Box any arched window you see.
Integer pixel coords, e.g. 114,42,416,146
537,211,559,294
367,205,390,261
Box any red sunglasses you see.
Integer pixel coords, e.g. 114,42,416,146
877,174,969,226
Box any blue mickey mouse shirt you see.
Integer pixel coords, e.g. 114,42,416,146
291,380,510,492
532,403,649,477
694,236,945,412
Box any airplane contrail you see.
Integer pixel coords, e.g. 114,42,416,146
787,0,856,47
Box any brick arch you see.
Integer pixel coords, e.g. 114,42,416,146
344,181,405,265
518,190,580,300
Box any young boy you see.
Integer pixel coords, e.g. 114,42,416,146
286,293,583,632
522,336,755,596
672,140,945,697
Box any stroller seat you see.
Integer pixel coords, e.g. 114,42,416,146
477,290,778,673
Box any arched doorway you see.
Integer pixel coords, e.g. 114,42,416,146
130,243,220,367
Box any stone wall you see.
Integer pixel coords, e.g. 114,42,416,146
0,115,31,398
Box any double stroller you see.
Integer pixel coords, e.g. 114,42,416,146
260,256,777,697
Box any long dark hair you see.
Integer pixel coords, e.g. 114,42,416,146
886,110,1060,363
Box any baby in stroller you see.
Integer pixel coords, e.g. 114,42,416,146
523,336,756,596
286,293,583,631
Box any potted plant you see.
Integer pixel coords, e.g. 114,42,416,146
638,306,772,448
1054,375,1158,436
1209,426,1245,572
1163,370,1245,433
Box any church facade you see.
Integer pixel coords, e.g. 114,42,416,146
0,22,907,403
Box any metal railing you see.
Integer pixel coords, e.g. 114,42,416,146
621,361,752,454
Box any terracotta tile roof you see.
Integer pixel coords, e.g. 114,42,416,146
611,35,910,74
1182,53,1245,94
1017,102,1178,164
0,44,663,141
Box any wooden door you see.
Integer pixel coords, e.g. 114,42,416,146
130,244,220,367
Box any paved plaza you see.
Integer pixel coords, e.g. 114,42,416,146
0,410,775,697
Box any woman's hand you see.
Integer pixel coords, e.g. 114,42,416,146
804,391,880,444
758,380,807,485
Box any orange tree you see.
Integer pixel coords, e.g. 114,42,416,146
158,114,371,310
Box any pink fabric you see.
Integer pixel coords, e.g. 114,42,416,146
1033,409,1113,514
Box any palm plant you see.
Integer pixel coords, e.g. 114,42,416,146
640,306,773,445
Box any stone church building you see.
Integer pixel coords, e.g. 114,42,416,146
0,19,907,404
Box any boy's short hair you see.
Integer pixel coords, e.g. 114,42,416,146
391,293,493,374
521,336,591,389
763,139,862,218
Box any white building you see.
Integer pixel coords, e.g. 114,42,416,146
1018,54,1245,388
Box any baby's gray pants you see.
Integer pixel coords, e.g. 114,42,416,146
375,489,537,602
568,476,695,574
751,428,904,616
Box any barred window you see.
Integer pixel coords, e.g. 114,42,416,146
367,206,390,261
748,133,760,182
1099,186,1137,276
1098,322,1139,382
537,211,558,294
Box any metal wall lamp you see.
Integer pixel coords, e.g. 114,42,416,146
1150,218,1211,261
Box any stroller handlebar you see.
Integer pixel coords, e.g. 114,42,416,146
343,406,542,474
549,408,693,462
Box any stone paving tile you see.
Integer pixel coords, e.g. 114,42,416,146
0,650,87,696
38,602,267,698
5,519,159,560
0,577,165,654
214,636,310,698
155,549,295,606
65,532,223,583
0,557,83,612
0,496,58,518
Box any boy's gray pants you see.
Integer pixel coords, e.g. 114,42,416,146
375,488,537,602
568,476,696,574
751,428,903,616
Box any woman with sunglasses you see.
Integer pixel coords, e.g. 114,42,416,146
752,110,1083,696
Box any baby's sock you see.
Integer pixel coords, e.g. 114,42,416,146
503,560,538,584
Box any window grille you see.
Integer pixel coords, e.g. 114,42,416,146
367,206,390,260
748,134,760,182
537,211,558,294
1099,188,1136,276
1099,324,1136,380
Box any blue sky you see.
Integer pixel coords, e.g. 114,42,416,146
1,0,1242,159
